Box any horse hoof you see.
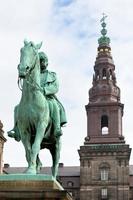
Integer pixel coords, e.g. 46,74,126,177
25,167,37,174
36,165,42,174
52,175,56,180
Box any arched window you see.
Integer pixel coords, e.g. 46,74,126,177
102,69,106,79
102,127,108,134
101,115,109,135
109,69,112,80
96,70,99,80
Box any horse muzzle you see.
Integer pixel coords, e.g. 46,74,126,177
19,71,26,79
19,65,30,78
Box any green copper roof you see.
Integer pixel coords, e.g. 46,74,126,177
98,13,110,46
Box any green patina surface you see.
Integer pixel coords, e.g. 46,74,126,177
86,144,129,151
98,13,110,46
0,174,55,181
7,40,67,178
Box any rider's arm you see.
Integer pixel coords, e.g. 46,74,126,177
43,72,59,95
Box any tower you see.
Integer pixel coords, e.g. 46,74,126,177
79,15,131,200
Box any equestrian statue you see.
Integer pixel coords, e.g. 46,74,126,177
8,40,67,178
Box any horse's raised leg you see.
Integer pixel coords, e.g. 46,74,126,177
27,122,47,174
50,138,61,179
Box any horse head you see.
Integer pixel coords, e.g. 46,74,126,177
18,40,42,78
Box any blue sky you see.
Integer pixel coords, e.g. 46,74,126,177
55,0,74,7
1,0,133,167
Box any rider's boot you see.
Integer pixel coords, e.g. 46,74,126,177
8,130,15,138
8,126,21,142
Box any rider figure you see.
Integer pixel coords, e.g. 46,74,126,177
39,52,67,137
8,51,67,141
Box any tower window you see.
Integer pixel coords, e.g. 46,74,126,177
101,169,108,181
99,162,110,182
101,115,109,135
102,127,108,134
96,70,99,80
101,188,108,199
102,69,106,79
109,69,112,80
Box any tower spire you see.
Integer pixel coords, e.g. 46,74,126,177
98,13,110,46
79,17,130,200
85,15,125,144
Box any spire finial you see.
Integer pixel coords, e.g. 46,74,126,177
98,13,110,46
100,13,107,23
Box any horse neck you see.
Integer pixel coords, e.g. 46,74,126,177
22,59,41,99
30,60,40,86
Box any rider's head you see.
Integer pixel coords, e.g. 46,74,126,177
39,52,48,72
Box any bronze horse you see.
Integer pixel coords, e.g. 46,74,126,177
12,41,61,178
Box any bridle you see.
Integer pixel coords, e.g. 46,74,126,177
17,53,43,94
17,77,23,91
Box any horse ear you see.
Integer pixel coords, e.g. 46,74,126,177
35,42,43,50
24,39,28,46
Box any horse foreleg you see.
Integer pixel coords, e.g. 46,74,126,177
50,138,61,179
28,123,47,174
36,154,42,173
21,132,31,170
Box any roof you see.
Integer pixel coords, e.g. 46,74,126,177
4,166,80,177
5,165,133,178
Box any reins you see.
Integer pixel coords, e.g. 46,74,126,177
17,54,43,94
26,75,44,93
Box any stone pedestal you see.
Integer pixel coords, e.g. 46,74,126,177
0,174,72,200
